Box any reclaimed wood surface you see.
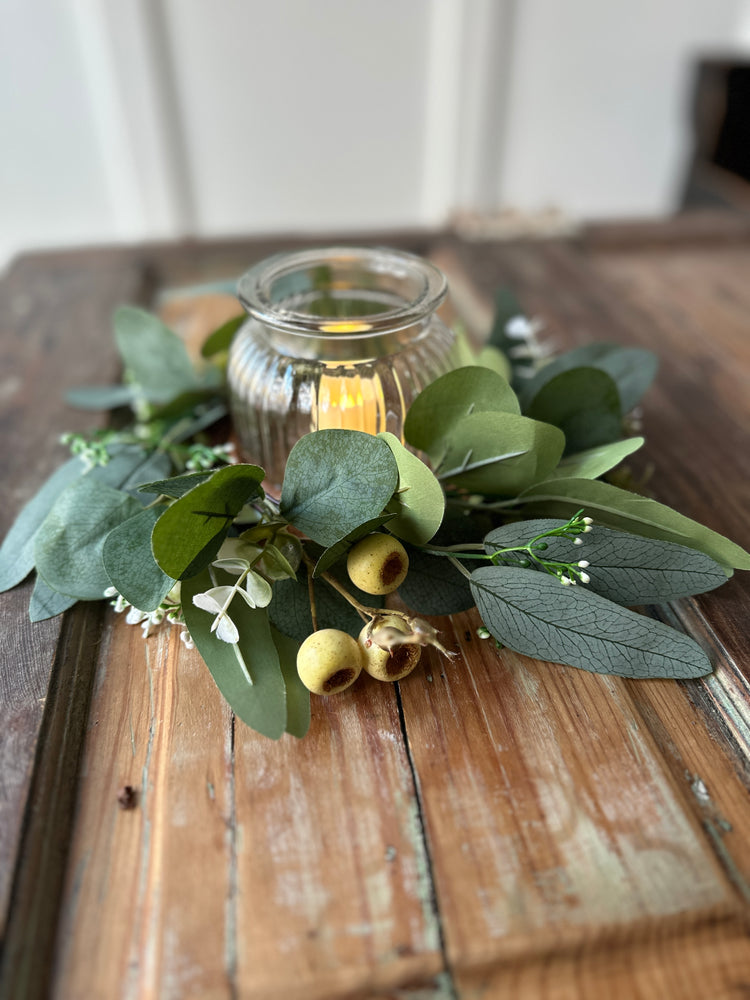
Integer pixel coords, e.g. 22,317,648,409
1,217,750,999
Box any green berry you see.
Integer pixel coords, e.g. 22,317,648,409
296,628,363,695
346,533,409,595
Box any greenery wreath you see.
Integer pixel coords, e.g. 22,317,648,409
2,285,747,740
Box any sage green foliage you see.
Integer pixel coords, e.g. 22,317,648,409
378,432,445,545
182,569,289,739
114,306,203,404
34,477,142,600
543,437,644,481
398,546,474,616
0,455,86,591
152,464,264,579
138,470,215,498
403,366,520,454
200,314,246,358
524,368,623,454
271,627,311,739
280,430,398,547
29,576,77,622
484,519,728,605
313,514,395,577
269,568,383,642
103,506,175,611
517,343,658,415
434,411,564,495
515,478,750,570
470,566,712,679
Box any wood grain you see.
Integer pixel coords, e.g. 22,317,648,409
3,224,750,998
0,251,147,944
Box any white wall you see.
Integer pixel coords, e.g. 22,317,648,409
1,0,749,271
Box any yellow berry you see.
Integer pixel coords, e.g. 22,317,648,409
346,533,409,595
296,628,363,695
358,615,422,682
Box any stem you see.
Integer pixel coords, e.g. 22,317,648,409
307,569,319,632
301,552,377,624
448,556,472,580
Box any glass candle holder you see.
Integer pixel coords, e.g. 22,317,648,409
228,246,460,489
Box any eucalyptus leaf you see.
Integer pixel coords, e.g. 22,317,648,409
398,546,475,616
524,368,623,454
34,478,142,600
0,455,86,592
146,385,223,422
114,306,200,403
65,385,138,410
280,430,398,547
29,575,78,622
435,411,565,496
378,432,445,545
313,514,394,577
483,519,729,605
201,314,246,358
518,344,658,414
515,478,750,570
544,437,644,482
269,567,382,642
152,464,265,579
182,569,286,739
476,345,512,381
404,366,520,457
470,566,712,679
138,470,215,498
271,627,311,739
103,506,175,611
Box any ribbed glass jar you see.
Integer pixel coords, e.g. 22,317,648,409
228,246,460,489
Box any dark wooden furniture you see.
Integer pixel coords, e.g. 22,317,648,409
2,215,750,998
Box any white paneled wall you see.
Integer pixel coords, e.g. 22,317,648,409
1,0,748,269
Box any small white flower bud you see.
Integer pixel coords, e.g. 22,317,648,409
583,525,593,533
560,575,571,586
573,537,583,545
582,516,593,525
579,572,590,584
578,560,590,568
477,627,491,639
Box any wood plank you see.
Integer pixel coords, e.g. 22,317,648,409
233,679,444,1000
0,251,147,944
48,288,446,999
51,618,234,1000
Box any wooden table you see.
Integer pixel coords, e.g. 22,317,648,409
2,215,750,999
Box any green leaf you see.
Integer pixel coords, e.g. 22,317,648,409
0,456,86,592
378,432,445,545
476,345,512,381
152,464,265,579
103,506,175,611
271,627,311,739
483,519,729,605
518,344,658,415
34,478,142,600
87,444,172,502
181,569,286,739
29,575,78,622
515,478,750,570
398,546,475,616
65,385,138,410
201,314,246,358
313,514,395,577
114,306,200,404
404,367,520,456
524,368,623,454
470,566,712,679
138,470,215,498
435,411,565,496
543,437,644,481
280,430,398,547
269,567,381,642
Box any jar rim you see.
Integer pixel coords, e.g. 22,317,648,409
237,246,448,338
